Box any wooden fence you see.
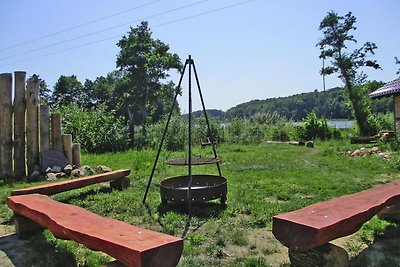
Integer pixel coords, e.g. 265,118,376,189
0,72,80,180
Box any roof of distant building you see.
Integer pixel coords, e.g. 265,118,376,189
370,77,400,98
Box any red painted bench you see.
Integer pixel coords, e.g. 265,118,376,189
11,169,131,196
272,179,400,265
7,194,183,267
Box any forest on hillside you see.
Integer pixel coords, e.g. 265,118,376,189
223,83,393,121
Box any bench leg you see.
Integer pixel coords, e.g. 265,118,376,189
377,203,400,223
14,214,43,239
110,177,130,191
289,243,349,267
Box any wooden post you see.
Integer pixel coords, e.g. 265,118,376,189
51,113,62,151
39,105,50,160
72,143,81,167
394,95,400,140
26,79,40,175
0,73,13,179
62,134,73,164
14,71,27,179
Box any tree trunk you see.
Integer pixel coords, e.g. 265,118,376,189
62,134,73,164
51,113,62,151
39,105,50,161
26,79,40,175
0,73,13,179
13,71,27,180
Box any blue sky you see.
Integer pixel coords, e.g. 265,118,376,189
1,0,399,112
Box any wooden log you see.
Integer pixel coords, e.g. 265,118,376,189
13,71,27,180
26,79,40,175
72,143,81,167
7,194,183,267
289,243,349,267
39,105,50,159
0,73,13,179
272,179,400,250
11,169,131,196
51,113,62,151
62,134,73,164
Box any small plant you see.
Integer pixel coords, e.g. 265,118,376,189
232,230,249,246
186,233,207,246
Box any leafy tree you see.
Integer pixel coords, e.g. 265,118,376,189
396,57,400,75
51,75,84,107
317,11,381,136
116,21,182,142
27,74,51,104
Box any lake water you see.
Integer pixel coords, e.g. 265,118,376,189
327,120,354,129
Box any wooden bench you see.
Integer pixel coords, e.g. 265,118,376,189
272,179,400,266
11,169,131,196
7,194,183,267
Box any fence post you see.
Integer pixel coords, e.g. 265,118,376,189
72,143,81,167
0,73,13,179
51,113,62,151
26,79,40,175
14,71,27,179
62,134,73,164
40,105,50,161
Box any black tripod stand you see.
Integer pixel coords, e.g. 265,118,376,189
143,55,221,212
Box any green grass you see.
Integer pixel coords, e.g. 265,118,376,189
1,140,400,266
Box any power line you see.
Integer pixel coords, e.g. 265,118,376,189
0,0,256,67
0,0,210,61
0,0,162,52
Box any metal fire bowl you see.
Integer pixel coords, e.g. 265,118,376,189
160,174,227,204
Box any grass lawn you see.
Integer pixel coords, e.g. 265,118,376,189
1,140,400,266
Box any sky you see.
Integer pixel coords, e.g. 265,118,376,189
1,0,399,112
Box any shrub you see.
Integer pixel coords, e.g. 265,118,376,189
54,104,129,153
296,112,340,141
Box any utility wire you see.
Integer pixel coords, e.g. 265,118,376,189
0,0,162,52
0,0,256,67
0,0,209,61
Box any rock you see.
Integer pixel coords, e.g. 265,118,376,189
351,149,360,157
46,173,57,181
289,243,349,267
29,171,41,181
45,167,53,173
97,165,112,173
80,165,95,175
41,150,69,173
371,146,380,153
63,164,73,175
71,169,84,177
377,204,400,223
305,141,314,148
54,172,66,178
52,166,62,173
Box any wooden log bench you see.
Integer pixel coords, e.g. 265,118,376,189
272,179,400,266
7,194,183,267
11,169,131,196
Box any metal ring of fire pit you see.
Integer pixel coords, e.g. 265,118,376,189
160,174,227,204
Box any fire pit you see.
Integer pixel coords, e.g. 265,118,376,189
160,174,227,204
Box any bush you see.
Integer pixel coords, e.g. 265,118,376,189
54,104,129,153
296,112,341,141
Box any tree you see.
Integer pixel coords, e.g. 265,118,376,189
396,57,400,75
27,74,51,105
116,21,182,143
317,11,381,136
51,75,84,107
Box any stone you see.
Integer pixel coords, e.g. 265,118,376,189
52,166,62,173
45,167,53,173
81,165,95,175
63,164,73,175
71,169,84,177
305,141,314,148
30,171,41,182
377,203,400,223
371,146,380,153
351,149,360,157
97,165,112,173
41,150,69,173
46,173,57,181
289,243,349,267
54,172,65,178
